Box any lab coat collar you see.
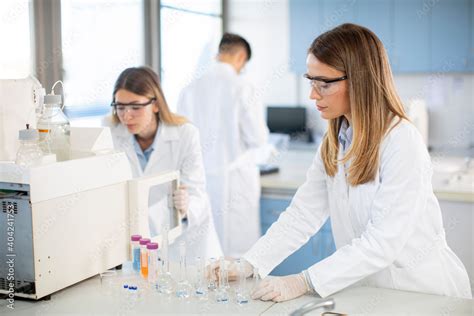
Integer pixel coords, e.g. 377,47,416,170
159,120,180,142
215,61,238,75
338,118,353,151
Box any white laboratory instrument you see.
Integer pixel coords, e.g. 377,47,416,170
0,126,183,300
0,76,45,162
406,98,429,146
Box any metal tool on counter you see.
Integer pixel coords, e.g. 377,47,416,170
289,298,335,316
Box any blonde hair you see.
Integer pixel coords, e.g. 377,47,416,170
111,66,187,125
309,23,408,185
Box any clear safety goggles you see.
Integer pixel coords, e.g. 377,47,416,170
111,98,156,115
304,74,348,96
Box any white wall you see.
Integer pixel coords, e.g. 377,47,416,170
228,0,474,150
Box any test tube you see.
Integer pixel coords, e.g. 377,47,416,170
156,226,174,294
139,238,151,279
194,256,208,299
130,235,142,272
236,258,249,304
253,266,261,290
216,256,229,303
147,242,159,286
175,241,192,298
207,257,217,291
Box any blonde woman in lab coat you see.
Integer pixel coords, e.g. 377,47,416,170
107,67,222,261
211,23,472,301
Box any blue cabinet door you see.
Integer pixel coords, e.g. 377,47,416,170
355,0,394,67
290,0,473,73
289,0,323,74
431,0,471,72
260,196,336,276
321,0,358,32
470,0,474,71
393,0,431,72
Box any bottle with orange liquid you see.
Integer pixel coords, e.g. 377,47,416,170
139,238,151,279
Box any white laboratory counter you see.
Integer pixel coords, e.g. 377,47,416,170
267,286,473,315
2,264,472,315
1,262,274,315
261,148,474,203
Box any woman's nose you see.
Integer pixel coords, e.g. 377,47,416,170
123,109,133,121
309,87,322,101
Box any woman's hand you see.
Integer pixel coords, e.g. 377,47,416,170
173,185,189,218
251,273,310,302
206,258,254,283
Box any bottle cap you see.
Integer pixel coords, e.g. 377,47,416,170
44,94,62,106
146,242,158,250
18,124,39,141
139,238,151,245
131,235,142,242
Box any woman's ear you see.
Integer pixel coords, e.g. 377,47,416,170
153,100,159,113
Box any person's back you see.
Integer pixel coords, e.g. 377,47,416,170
177,33,268,256
179,62,264,172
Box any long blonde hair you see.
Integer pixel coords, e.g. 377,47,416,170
310,24,408,185
112,66,187,125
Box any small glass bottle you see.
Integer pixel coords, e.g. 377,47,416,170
175,241,192,298
139,238,151,279
37,91,70,161
15,124,43,166
130,235,142,273
147,242,159,286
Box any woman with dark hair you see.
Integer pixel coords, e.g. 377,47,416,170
107,66,222,260
210,23,471,302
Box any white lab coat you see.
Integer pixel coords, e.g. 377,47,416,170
244,120,472,299
177,62,269,257
108,118,222,261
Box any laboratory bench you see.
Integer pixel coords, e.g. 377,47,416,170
2,263,471,315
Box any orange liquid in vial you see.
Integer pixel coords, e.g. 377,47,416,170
141,251,148,278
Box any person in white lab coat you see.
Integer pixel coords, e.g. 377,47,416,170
210,23,472,301
106,66,222,261
177,33,269,257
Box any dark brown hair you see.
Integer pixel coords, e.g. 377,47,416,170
218,32,252,61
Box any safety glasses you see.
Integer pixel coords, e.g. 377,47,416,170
111,98,156,115
304,74,348,96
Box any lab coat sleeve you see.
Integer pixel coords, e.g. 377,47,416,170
243,146,330,277
307,125,430,298
238,82,269,149
179,124,211,230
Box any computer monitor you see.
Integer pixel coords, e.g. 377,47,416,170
267,106,307,135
